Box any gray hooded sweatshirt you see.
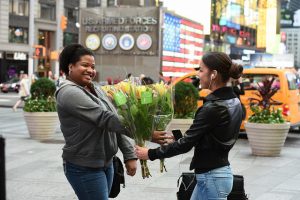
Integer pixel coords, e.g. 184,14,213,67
55,80,136,168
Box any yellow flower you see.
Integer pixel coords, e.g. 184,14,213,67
153,82,167,96
119,81,131,94
136,85,147,99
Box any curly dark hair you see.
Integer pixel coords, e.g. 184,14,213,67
59,43,95,75
202,52,243,82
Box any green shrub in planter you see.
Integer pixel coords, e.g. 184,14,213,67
23,78,57,112
30,78,56,98
174,81,199,118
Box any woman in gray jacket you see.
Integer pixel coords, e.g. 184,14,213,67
56,44,137,200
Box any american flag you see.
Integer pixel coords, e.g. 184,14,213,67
162,13,204,78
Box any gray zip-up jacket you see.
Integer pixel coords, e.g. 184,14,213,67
55,80,136,168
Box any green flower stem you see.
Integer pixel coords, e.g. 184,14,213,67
137,141,152,179
140,159,151,179
160,157,167,173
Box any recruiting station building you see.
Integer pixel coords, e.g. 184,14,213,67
79,6,204,82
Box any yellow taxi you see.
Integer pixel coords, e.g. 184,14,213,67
172,67,300,130
240,67,300,130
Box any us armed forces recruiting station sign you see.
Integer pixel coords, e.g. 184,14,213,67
81,7,159,56
80,7,160,82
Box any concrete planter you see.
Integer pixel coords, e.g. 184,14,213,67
23,112,59,140
245,122,290,156
166,118,193,134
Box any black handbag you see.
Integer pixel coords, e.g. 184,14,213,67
177,173,248,200
227,175,248,200
109,156,125,198
176,172,196,200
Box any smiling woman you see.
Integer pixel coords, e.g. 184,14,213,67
56,44,137,200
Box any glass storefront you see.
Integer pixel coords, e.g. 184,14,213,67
38,30,52,77
63,33,78,46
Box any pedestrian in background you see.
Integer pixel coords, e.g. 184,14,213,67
231,77,244,100
136,52,244,200
159,71,166,84
141,76,154,85
167,76,173,85
55,44,137,200
12,73,30,112
231,77,246,120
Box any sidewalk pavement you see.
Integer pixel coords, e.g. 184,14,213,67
1,108,300,200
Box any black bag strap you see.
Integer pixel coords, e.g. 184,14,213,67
177,173,195,191
177,174,183,187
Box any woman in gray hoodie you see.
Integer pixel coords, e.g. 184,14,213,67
55,44,137,200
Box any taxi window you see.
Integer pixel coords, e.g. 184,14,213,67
242,74,280,90
286,73,297,90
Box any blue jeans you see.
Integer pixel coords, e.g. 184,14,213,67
63,161,114,200
191,166,233,200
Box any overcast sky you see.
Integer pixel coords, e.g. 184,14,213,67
162,0,211,34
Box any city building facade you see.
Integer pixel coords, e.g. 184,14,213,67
0,0,80,83
205,0,281,63
0,0,288,83
0,0,159,83
281,28,300,68
280,0,300,68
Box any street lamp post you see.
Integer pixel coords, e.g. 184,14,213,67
55,0,64,78
28,0,34,82
0,135,5,200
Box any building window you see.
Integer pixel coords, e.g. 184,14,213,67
107,0,116,7
9,27,28,43
63,33,78,46
40,3,56,20
87,0,101,7
65,7,78,23
9,0,29,16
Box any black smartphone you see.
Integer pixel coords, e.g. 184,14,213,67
172,129,183,141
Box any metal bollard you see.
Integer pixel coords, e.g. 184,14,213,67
0,135,5,200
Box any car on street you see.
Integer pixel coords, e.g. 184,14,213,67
240,67,300,130
0,77,20,93
172,67,300,131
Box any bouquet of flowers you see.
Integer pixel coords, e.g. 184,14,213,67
103,81,157,178
102,81,173,178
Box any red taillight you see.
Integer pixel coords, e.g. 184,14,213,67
282,104,289,116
